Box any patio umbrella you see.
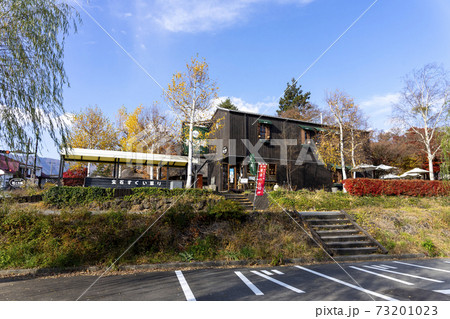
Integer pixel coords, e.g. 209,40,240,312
380,173,400,179
350,164,377,172
404,168,429,174
376,164,397,171
399,172,422,178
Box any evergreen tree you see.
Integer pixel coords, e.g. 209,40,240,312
277,78,311,116
218,98,238,110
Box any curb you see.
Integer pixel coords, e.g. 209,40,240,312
0,253,427,278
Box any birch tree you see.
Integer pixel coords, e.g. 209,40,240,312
165,56,218,188
346,105,369,177
325,91,356,180
393,64,450,180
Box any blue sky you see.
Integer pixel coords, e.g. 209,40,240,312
40,0,450,158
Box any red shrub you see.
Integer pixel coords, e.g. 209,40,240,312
63,167,87,186
342,178,450,197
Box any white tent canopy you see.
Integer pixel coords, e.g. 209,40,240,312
350,164,377,172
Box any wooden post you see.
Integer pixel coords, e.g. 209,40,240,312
57,156,64,186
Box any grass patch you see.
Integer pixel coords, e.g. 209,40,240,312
1,190,448,269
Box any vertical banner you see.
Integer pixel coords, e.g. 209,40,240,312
255,163,267,196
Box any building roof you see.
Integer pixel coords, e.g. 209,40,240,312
0,155,20,174
60,148,198,167
214,107,327,128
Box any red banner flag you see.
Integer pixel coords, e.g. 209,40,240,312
256,163,267,196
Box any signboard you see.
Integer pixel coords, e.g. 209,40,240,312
255,164,267,196
240,178,248,184
9,178,25,188
84,178,169,189
181,124,209,155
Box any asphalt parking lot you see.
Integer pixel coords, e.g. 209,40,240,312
0,258,449,301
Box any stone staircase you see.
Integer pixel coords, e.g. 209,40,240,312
296,211,388,256
221,192,254,211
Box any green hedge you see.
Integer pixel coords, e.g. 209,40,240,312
43,186,115,207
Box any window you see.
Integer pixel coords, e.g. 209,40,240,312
267,164,276,175
258,123,271,139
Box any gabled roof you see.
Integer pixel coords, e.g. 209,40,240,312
214,107,327,128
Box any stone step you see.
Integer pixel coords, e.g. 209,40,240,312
321,235,368,242
298,211,342,216
307,219,352,225
331,247,379,255
302,214,346,220
316,229,361,236
312,224,356,229
326,241,373,248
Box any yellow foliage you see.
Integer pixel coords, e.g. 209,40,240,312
69,106,118,151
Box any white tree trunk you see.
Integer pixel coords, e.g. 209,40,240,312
339,124,347,180
351,131,356,178
185,101,196,188
428,153,435,181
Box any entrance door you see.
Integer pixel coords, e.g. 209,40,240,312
222,163,228,191
229,166,236,190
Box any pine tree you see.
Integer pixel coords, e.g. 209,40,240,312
218,98,238,110
277,78,311,116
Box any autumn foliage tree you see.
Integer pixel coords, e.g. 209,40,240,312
117,104,175,153
69,106,118,176
321,91,368,180
165,55,218,188
70,106,118,150
393,63,450,180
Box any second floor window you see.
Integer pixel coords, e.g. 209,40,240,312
258,123,271,139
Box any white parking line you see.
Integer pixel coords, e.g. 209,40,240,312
272,269,284,275
251,271,304,293
235,271,264,296
444,261,450,264
433,289,450,295
378,264,397,269
261,270,273,276
175,270,196,301
393,261,450,273
349,266,414,286
370,265,388,269
363,265,444,283
294,265,398,301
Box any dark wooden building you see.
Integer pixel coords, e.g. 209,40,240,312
207,107,333,191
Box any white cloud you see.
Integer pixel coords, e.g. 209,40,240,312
214,96,277,114
360,93,401,130
360,93,401,116
131,0,315,33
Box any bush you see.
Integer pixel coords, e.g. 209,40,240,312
43,186,115,207
63,167,87,186
129,188,212,199
342,178,450,197
206,199,246,221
